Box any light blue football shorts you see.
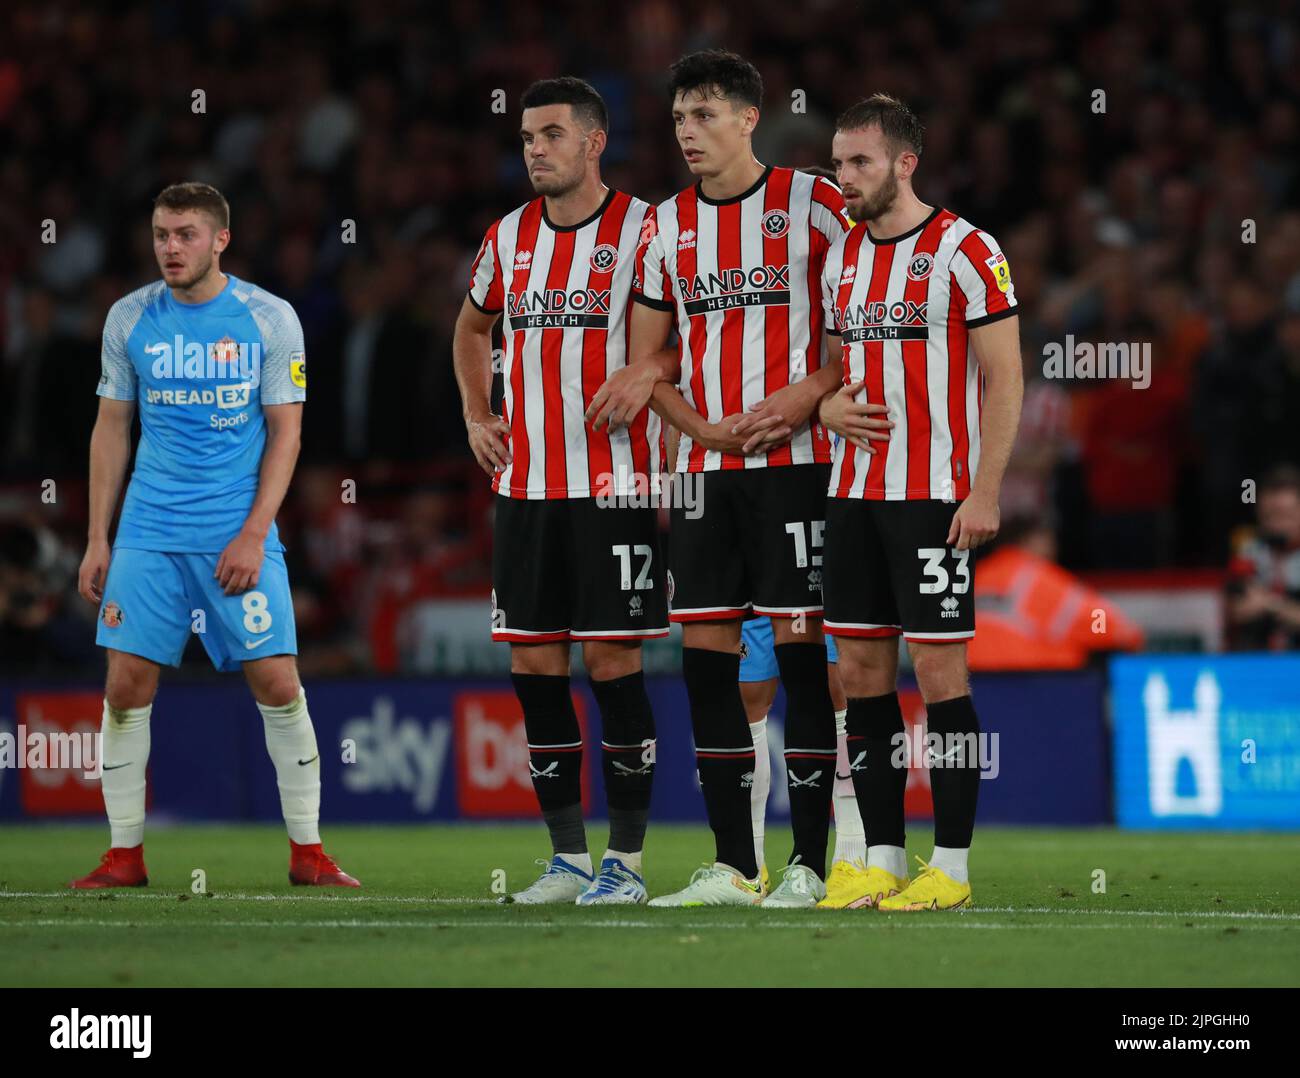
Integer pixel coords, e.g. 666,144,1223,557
96,547,297,673
739,616,838,682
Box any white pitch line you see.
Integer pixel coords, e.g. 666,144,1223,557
1,918,1297,932
0,891,492,905
2,891,1297,921
969,906,1300,921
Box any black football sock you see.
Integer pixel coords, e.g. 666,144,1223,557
590,670,656,857
774,641,837,880
681,647,758,879
925,694,981,849
512,672,586,856
845,691,907,849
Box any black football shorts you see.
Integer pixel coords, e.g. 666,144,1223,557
668,464,831,622
823,497,975,642
491,495,670,643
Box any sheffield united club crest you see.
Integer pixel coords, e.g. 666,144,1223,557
908,252,934,281
589,244,618,273
761,209,790,239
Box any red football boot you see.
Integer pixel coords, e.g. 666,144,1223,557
288,840,361,887
69,846,149,889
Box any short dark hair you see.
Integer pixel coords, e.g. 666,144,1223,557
836,93,925,157
154,182,230,230
669,49,763,110
520,76,608,132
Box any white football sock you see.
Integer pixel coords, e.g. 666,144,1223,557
867,844,908,879
100,701,151,849
557,851,593,875
605,848,642,873
930,846,970,884
258,688,321,845
831,708,866,865
749,716,770,869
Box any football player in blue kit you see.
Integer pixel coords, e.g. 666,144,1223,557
72,182,358,889
740,618,874,906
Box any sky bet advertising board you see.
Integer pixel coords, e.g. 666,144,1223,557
1111,655,1300,830
0,671,1107,826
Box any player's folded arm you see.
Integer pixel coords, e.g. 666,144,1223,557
649,381,709,445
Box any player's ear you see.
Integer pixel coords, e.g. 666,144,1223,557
587,126,607,159
895,151,919,182
214,228,231,255
741,105,760,137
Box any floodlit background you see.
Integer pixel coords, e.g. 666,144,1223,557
1,0,1297,833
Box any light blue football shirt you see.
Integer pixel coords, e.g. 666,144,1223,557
97,274,306,553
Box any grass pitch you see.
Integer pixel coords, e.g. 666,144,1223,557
1,823,1297,987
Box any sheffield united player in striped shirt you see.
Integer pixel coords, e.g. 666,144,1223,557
590,51,888,908
818,95,1024,913
452,78,667,906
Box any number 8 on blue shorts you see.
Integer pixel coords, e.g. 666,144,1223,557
95,547,298,672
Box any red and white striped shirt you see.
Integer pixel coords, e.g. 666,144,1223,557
468,189,659,499
822,207,1017,501
632,166,849,472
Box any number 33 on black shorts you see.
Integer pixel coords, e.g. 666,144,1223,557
822,498,974,642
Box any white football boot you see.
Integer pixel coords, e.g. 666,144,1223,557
576,857,648,906
500,856,593,905
759,862,827,908
647,863,763,907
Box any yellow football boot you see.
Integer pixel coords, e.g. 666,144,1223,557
817,861,910,909
760,862,771,898
817,860,869,908
877,858,971,911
